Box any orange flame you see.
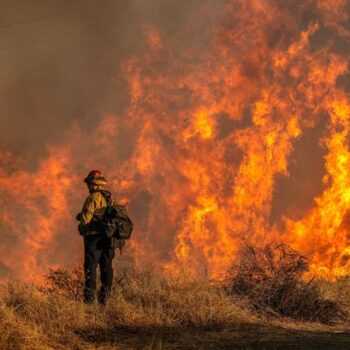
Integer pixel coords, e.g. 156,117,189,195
1,1,350,281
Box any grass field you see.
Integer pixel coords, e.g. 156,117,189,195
1,267,350,350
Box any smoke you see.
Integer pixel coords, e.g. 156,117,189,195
0,0,350,280
0,0,212,161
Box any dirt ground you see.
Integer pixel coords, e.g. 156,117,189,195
76,323,350,350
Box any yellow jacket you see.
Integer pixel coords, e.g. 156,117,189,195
78,191,108,235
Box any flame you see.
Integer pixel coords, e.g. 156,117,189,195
1,0,350,280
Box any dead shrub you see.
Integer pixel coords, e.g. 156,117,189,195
228,243,345,323
44,266,84,300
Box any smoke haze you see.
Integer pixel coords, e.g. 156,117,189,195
0,0,350,280
0,0,210,159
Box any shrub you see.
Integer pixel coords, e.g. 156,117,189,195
228,243,345,323
44,266,84,300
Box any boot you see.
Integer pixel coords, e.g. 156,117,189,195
98,285,111,305
84,287,96,304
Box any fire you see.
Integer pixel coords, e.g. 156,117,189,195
286,98,350,277
1,0,350,281
186,110,216,140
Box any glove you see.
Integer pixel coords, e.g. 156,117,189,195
78,223,89,237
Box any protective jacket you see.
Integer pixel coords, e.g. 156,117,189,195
78,191,108,236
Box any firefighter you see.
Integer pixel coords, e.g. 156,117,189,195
77,170,115,305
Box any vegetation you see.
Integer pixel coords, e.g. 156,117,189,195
1,245,350,349
229,243,346,322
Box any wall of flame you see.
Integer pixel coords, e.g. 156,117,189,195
1,0,350,280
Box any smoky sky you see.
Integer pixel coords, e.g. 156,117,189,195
0,0,345,219
0,0,348,215
0,0,219,162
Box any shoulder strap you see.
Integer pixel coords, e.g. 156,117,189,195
98,190,113,206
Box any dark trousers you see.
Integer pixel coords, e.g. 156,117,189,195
83,233,115,304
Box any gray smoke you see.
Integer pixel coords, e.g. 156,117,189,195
0,0,215,162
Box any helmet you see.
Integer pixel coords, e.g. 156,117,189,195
84,170,107,186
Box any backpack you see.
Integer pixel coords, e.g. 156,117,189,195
99,190,134,240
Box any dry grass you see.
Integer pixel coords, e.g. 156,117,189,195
0,269,256,350
104,271,254,328
316,276,350,305
0,259,349,349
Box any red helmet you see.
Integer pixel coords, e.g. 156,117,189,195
84,170,106,185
